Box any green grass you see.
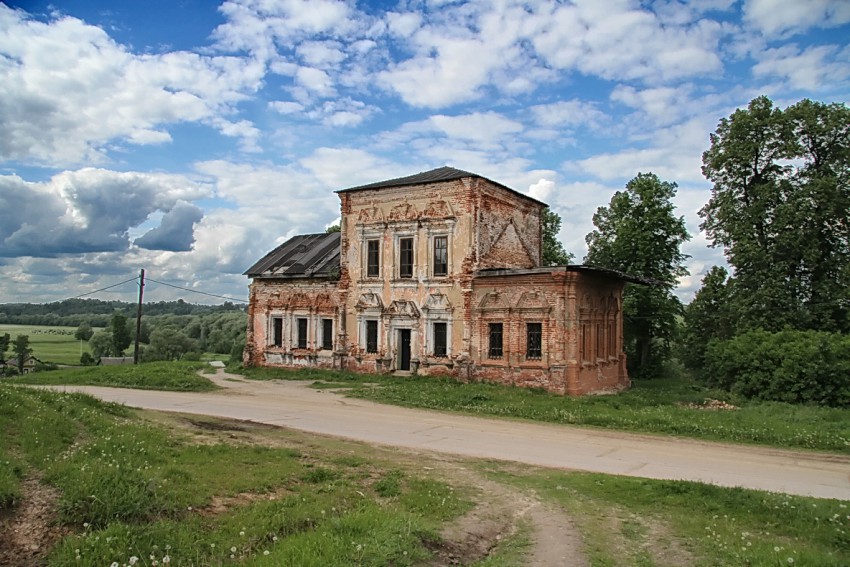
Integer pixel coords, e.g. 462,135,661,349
485,464,850,566
0,323,101,365
8,361,218,392
0,384,474,566
238,366,850,454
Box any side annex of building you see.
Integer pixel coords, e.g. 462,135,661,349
244,166,636,396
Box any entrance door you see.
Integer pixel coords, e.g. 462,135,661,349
398,329,411,371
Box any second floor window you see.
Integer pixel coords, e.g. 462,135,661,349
367,239,380,278
526,322,542,359
488,323,503,359
322,319,334,350
366,320,379,353
433,236,448,276
399,237,414,278
297,318,308,348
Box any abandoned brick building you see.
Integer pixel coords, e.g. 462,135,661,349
244,166,637,395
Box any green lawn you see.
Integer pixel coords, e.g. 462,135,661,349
0,323,100,365
8,361,218,391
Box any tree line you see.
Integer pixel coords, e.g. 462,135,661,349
579,96,849,407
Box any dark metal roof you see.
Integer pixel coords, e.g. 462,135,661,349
336,166,547,206
244,232,340,279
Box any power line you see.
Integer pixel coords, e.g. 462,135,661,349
70,276,139,299
145,277,249,304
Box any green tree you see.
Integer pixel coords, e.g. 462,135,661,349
13,334,32,374
541,207,574,265
700,96,850,332
89,331,113,360
680,266,734,371
74,322,94,342
109,313,132,356
0,332,9,365
585,173,690,378
145,327,197,361
325,223,341,233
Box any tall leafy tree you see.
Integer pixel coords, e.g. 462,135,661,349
680,266,733,370
0,333,10,370
109,313,132,356
541,207,574,265
585,173,690,377
700,96,850,332
74,322,94,342
13,334,32,374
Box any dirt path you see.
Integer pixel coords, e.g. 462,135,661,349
41,369,850,500
0,471,67,567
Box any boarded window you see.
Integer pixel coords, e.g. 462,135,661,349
433,236,448,276
433,322,447,357
526,322,542,359
297,318,308,349
367,239,380,278
366,320,378,353
399,237,414,278
272,317,283,347
488,323,503,359
322,318,333,350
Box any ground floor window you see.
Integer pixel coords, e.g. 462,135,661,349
322,318,334,350
488,323,503,359
297,318,308,348
526,322,542,359
366,320,379,353
433,322,447,357
272,317,283,347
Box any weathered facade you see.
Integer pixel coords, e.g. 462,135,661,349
245,167,635,395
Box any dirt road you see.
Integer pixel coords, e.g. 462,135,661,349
46,370,850,500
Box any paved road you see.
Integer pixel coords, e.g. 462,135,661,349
46,371,850,500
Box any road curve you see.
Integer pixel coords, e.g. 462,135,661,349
43,371,850,500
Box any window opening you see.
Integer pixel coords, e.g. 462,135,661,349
433,236,448,276
297,318,308,349
322,319,333,350
526,322,542,359
367,239,380,278
433,322,447,357
488,323,503,359
366,320,378,353
399,237,414,278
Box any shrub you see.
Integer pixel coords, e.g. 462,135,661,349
702,329,850,407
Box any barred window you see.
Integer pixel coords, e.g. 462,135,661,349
366,320,378,353
322,319,334,350
433,322,447,357
297,318,308,349
399,237,414,278
433,236,448,276
488,323,503,359
526,322,542,359
367,240,380,278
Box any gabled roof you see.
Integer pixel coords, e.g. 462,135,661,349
336,166,547,206
244,232,340,279
474,265,655,285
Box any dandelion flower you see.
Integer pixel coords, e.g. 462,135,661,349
163,557,170,564
231,547,237,553
129,557,138,565
264,551,270,556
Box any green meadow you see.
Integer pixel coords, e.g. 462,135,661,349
0,324,100,366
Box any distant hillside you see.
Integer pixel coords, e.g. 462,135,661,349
0,298,245,327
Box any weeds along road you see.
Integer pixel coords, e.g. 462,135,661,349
45,370,850,500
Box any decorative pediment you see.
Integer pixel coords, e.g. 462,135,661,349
478,292,509,311
288,292,310,309
388,202,418,221
315,293,336,309
422,200,453,218
386,300,420,318
423,292,452,312
355,292,383,311
357,206,384,223
516,291,550,311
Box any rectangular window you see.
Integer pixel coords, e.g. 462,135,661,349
433,236,448,276
367,239,380,278
297,318,308,349
399,237,414,278
526,322,542,360
433,322,447,357
366,320,378,353
322,319,334,350
488,323,503,359
272,317,283,347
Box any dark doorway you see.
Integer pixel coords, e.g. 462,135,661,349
398,329,411,371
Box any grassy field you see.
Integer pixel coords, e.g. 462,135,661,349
235,366,850,454
8,360,218,391
1,384,847,566
0,323,100,365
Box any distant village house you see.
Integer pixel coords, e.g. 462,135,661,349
244,167,640,396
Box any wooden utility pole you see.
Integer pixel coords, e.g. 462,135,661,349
134,269,145,364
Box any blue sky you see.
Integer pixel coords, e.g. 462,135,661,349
1,0,849,305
